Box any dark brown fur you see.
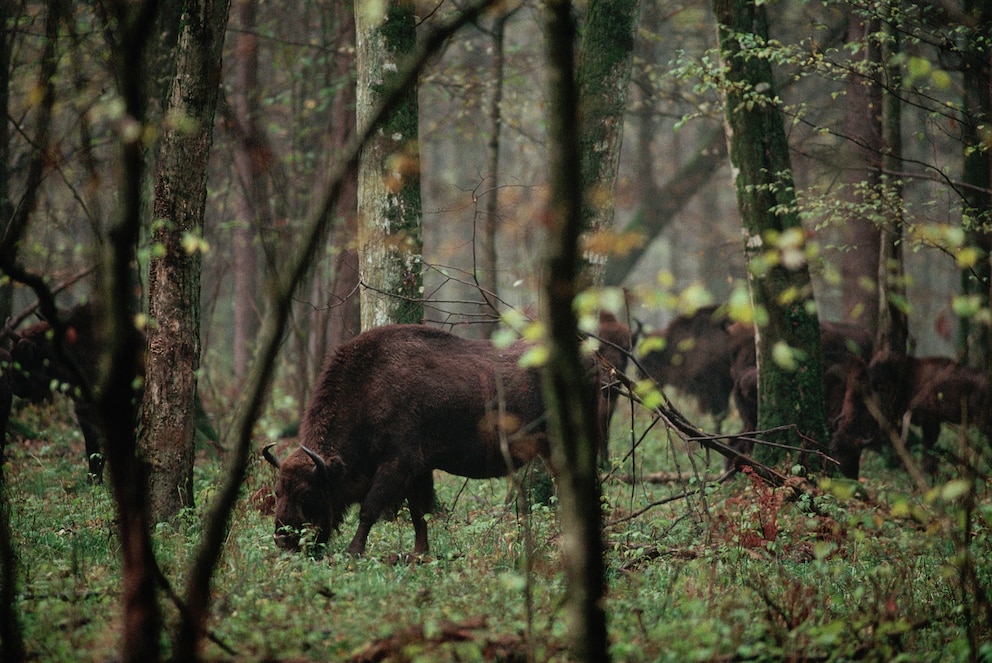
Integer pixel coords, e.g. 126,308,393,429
869,351,990,475
265,324,602,555
8,303,106,480
638,306,737,420
729,320,875,476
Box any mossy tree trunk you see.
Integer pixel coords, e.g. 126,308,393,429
542,1,609,659
876,5,908,358
959,0,992,370
713,0,829,467
141,0,230,521
576,0,640,288
356,1,424,328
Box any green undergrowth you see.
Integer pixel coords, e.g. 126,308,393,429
2,395,990,661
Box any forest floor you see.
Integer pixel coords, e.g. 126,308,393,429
3,394,990,661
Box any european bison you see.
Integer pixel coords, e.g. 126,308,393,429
637,305,737,422
729,320,876,476
263,323,604,554
7,303,106,480
868,350,990,475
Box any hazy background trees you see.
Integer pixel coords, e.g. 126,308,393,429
2,0,990,657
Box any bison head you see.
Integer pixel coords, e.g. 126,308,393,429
263,444,345,552
9,335,59,404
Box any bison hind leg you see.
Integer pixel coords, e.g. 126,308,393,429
407,473,436,554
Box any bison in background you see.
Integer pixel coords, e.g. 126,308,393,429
729,320,876,477
263,323,605,555
637,305,738,424
868,350,991,475
7,303,107,481
4,301,217,482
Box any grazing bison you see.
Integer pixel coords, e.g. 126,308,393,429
637,305,737,422
729,320,876,476
868,351,990,475
8,303,107,480
263,323,603,554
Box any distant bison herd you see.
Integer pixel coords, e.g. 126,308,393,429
2,301,989,556
637,305,991,480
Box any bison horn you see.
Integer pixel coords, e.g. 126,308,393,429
300,445,329,477
261,443,281,469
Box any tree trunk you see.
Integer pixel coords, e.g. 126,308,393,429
142,0,230,521
97,2,163,657
230,0,267,383
542,2,609,659
576,0,641,288
841,12,882,331
356,1,424,328
712,0,829,467
959,0,992,369
477,10,509,335
876,5,908,357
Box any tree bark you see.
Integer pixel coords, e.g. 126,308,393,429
576,0,641,288
958,0,992,369
141,0,230,521
356,1,424,328
712,0,829,467
841,12,882,331
229,0,266,383
542,2,609,659
876,4,908,357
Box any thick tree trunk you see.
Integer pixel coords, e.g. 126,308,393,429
841,12,882,331
142,0,230,521
543,2,609,660
713,0,828,467
576,0,640,288
356,2,424,328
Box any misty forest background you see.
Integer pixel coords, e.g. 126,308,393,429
2,0,992,661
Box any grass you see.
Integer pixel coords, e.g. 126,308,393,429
2,393,991,661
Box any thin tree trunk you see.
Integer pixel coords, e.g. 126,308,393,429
712,0,828,467
0,12,19,656
97,2,163,657
876,3,908,357
477,10,509,335
356,1,424,328
959,0,992,368
543,1,608,659
231,0,265,383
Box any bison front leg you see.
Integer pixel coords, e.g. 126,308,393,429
73,400,105,483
